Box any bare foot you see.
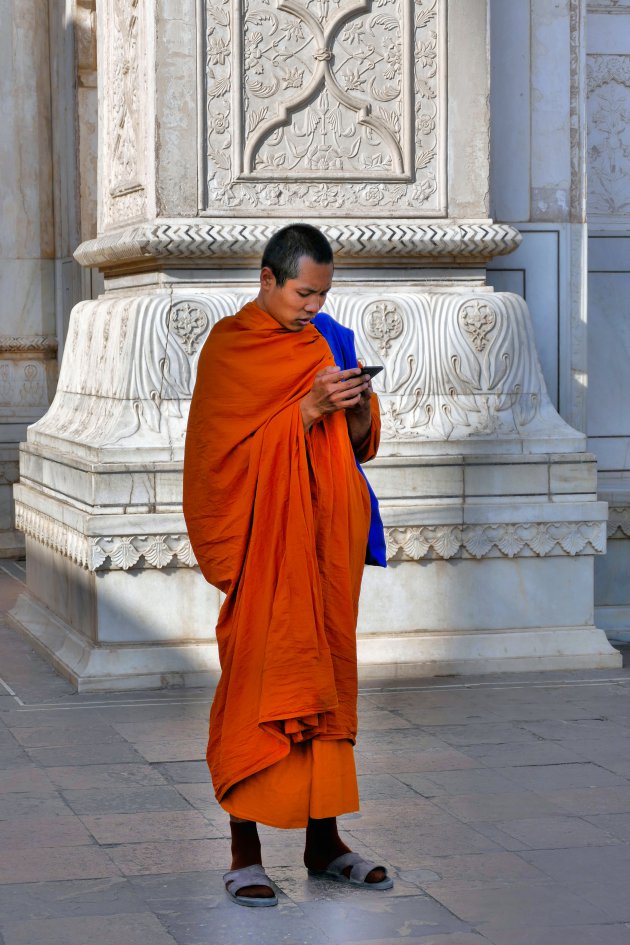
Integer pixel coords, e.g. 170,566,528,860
228,817,275,899
303,816,386,884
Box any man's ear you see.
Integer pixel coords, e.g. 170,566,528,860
260,266,276,290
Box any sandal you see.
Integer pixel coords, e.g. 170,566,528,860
307,851,394,890
223,864,278,907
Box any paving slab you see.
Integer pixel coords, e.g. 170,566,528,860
43,762,169,791
2,913,179,945
0,815,94,849
483,925,630,945
0,877,147,921
79,810,223,844
1,569,630,945
0,845,120,884
60,785,192,816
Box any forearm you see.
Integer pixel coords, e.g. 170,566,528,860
300,394,321,433
346,404,372,452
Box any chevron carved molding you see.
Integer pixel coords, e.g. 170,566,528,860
74,219,522,270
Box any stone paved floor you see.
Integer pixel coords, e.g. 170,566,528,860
1,563,630,944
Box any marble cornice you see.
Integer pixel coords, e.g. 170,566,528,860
74,219,522,272
0,336,58,357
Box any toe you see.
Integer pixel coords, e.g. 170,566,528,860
236,884,275,899
365,867,387,883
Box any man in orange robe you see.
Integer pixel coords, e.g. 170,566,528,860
183,224,392,905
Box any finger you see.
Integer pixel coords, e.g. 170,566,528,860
337,367,362,383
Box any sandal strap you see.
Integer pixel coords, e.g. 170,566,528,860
223,863,272,894
324,851,386,882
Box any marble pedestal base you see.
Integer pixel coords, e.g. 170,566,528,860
12,283,621,689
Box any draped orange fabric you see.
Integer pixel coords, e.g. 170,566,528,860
183,301,380,805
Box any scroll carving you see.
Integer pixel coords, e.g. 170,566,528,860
587,54,630,216
103,0,146,224
327,291,577,443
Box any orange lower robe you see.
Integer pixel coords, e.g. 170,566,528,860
183,300,380,828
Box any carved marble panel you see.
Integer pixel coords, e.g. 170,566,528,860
30,289,581,459
29,293,250,454
587,54,630,218
203,0,444,214
326,291,579,445
101,0,147,227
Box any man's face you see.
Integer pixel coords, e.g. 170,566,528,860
258,256,334,332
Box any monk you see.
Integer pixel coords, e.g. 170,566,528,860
183,223,392,907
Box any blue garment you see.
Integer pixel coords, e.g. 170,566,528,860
313,312,387,568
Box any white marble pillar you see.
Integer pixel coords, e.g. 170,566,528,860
0,0,59,556
11,0,620,689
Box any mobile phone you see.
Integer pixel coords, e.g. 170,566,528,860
360,365,384,379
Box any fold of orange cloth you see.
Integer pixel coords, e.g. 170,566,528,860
183,301,380,803
221,738,359,829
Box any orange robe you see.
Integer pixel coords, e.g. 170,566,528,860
183,301,380,826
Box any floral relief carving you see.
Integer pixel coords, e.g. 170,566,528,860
326,291,573,443
169,303,210,355
104,0,145,224
364,301,404,355
31,295,234,452
459,302,497,354
14,503,200,571
205,0,442,213
386,523,606,561
587,55,630,216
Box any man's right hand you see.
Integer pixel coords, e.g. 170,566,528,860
300,366,369,432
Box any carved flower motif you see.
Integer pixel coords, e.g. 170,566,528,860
281,66,304,89
208,37,230,65
245,33,264,73
417,113,436,136
282,21,304,41
259,184,285,205
209,111,229,134
365,301,403,354
384,44,401,80
416,34,437,73
361,184,385,205
411,178,437,204
308,146,343,171
308,184,342,208
342,68,366,91
342,22,365,44
460,302,497,353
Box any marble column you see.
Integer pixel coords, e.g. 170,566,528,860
0,0,59,557
11,0,620,689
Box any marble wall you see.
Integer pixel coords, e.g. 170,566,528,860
0,1,99,555
585,0,630,638
0,0,57,555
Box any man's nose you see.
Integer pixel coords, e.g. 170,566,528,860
304,299,320,313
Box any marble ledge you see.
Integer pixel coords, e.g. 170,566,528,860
73,220,523,273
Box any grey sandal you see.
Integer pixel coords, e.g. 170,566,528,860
308,851,394,890
223,864,278,907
